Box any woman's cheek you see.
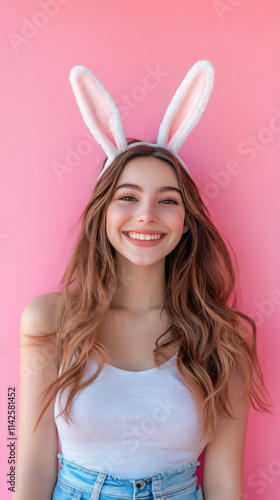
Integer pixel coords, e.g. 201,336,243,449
106,204,132,227
165,209,185,229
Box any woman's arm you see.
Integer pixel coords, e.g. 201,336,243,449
13,294,59,500
202,372,250,500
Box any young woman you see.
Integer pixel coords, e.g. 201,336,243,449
13,62,271,500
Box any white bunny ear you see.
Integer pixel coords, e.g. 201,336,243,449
69,66,127,162
157,60,215,153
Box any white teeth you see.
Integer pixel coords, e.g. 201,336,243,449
126,232,163,241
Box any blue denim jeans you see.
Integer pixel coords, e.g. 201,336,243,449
52,453,204,500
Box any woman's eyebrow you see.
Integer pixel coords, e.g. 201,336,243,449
115,183,182,195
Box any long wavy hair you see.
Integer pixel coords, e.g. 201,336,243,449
29,142,272,440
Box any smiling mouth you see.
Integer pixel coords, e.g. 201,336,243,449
124,232,164,241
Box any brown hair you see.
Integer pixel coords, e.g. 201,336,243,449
29,142,272,440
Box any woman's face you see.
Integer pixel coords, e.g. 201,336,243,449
106,156,189,267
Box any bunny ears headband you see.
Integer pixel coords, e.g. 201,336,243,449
69,60,215,181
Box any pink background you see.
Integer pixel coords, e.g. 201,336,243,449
1,1,280,498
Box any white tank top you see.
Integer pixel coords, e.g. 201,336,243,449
54,352,207,478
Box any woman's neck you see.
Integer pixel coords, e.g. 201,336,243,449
111,256,166,315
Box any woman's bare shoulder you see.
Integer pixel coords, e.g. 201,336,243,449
20,292,61,337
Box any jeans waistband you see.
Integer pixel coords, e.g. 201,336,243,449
56,453,202,499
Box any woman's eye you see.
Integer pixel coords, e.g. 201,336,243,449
160,199,178,204
116,195,178,204
117,195,136,201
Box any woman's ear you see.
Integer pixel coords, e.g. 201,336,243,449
182,221,189,234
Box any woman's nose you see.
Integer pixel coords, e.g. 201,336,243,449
135,201,159,223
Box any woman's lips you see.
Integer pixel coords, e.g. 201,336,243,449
123,232,166,247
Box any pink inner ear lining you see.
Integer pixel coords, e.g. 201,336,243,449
77,73,121,150
167,69,208,148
